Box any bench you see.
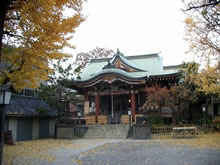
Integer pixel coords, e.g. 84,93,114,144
172,126,197,138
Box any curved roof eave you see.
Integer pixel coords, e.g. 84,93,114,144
77,69,148,83
148,72,180,79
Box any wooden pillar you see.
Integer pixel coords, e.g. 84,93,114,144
84,90,88,101
131,90,136,122
95,93,100,123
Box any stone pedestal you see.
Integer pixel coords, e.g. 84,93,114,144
133,124,151,139
74,126,88,137
57,125,74,139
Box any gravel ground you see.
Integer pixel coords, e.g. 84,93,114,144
9,139,220,165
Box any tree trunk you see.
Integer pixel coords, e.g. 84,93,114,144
0,0,10,61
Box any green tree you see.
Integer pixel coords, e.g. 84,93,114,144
181,61,220,97
38,58,76,111
195,64,220,97
181,61,220,124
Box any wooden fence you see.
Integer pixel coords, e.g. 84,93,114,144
151,125,173,134
151,124,212,134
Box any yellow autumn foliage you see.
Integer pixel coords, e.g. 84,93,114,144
184,17,196,27
195,65,220,96
183,62,220,97
184,0,220,59
3,135,220,164
1,0,85,91
153,133,220,149
3,139,104,165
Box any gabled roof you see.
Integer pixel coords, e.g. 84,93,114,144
108,50,146,72
77,51,180,86
5,94,57,116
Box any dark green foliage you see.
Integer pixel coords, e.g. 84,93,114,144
38,84,65,111
149,114,164,125
35,107,49,114
38,58,77,113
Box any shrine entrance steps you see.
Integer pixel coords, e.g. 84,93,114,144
83,124,130,139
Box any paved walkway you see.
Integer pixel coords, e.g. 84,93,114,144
11,139,220,165
12,139,122,165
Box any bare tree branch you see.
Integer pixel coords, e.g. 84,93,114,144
184,1,220,11
5,16,20,21
3,30,23,39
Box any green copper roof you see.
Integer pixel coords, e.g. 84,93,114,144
77,52,179,83
79,68,148,82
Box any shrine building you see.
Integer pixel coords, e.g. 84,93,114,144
74,50,180,124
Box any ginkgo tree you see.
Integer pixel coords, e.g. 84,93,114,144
183,0,220,60
183,61,220,97
0,0,85,91
183,0,219,124
195,64,220,97
182,61,220,124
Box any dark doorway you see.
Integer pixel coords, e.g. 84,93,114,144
39,118,49,139
214,104,219,115
17,118,32,141
100,94,130,115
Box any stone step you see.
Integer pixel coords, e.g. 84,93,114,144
83,136,127,139
83,124,130,139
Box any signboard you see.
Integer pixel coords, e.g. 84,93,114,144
84,101,90,116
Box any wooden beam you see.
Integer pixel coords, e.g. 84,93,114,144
99,90,130,96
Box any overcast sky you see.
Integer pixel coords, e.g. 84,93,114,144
68,0,190,66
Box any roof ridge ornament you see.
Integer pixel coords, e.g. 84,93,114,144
116,49,124,56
